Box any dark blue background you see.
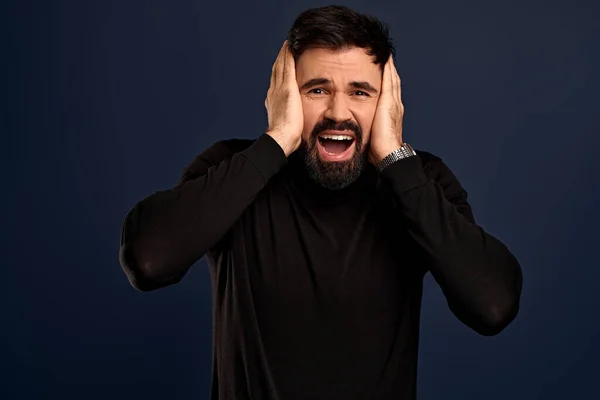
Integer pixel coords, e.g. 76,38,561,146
4,0,599,399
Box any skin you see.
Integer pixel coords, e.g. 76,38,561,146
296,47,381,157
265,41,404,189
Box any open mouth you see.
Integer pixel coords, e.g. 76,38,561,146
317,133,355,155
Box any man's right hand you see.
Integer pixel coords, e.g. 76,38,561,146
265,41,304,157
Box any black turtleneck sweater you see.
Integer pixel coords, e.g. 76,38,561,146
119,133,523,400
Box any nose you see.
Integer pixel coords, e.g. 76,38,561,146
323,92,352,123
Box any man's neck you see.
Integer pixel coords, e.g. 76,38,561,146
286,152,378,203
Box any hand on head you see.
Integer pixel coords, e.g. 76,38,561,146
265,41,405,165
265,41,304,157
369,55,405,165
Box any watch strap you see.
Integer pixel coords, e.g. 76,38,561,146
377,143,417,172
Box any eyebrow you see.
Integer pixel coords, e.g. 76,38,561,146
299,77,378,94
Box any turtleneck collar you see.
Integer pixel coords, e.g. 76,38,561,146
285,151,379,204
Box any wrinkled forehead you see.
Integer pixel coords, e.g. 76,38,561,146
295,47,382,88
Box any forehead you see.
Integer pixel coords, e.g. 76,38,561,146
295,47,381,85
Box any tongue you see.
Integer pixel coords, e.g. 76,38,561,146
322,139,350,154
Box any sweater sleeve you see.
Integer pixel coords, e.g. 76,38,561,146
119,134,288,291
379,152,523,336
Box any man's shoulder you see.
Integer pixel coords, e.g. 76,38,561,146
414,148,461,181
208,138,256,155
415,149,442,168
413,148,467,195
195,137,257,163
179,138,256,183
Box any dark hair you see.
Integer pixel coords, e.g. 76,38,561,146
287,5,395,71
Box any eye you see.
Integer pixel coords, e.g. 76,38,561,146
353,91,369,96
308,88,326,95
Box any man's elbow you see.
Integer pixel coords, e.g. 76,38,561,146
474,258,523,336
119,242,179,292
475,293,521,336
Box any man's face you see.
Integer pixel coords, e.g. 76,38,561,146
295,46,382,190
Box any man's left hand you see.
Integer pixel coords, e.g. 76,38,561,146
369,55,405,166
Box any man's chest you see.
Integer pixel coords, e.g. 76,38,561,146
226,181,425,315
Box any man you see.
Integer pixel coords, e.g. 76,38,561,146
119,5,523,400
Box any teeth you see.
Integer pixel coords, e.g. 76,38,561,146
320,134,353,141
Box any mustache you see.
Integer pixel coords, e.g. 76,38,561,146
311,119,362,140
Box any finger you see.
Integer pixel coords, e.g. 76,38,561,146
390,57,404,109
283,43,296,84
277,40,290,85
392,58,401,86
388,56,399,98
383,55,394,96
270,67,276,92
271,41,288,87
271,43,284,76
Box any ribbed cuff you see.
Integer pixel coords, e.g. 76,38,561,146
379,155,429,193
240,134,288,183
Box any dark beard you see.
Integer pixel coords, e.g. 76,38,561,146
296,119,369,190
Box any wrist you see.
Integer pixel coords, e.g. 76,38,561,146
266,130,298,157
372,142,404,165
377,142,416,172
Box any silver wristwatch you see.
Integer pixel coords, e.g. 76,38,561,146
377,143,417,172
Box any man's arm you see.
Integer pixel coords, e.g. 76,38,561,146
119,40,304,292
380,151,523,336
119,134,287,292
